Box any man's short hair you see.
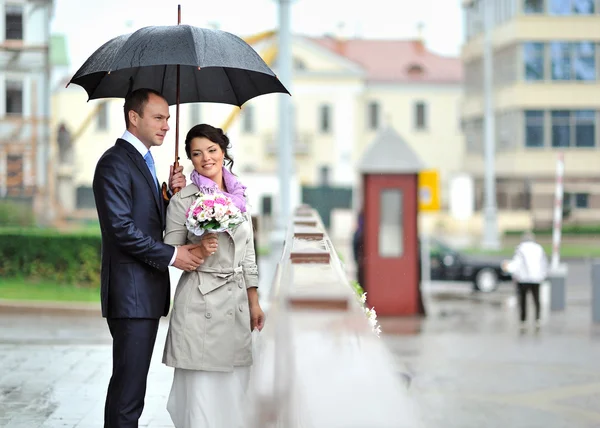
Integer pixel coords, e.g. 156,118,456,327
123,88,166,129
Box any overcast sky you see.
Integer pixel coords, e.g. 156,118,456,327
51,0,464,73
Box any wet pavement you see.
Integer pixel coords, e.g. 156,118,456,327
1,260,600,427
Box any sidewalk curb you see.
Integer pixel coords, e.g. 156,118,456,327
0,299,101,316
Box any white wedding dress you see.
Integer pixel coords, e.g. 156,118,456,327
166,366,252,428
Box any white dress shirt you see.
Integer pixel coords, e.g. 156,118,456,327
121,130,178,266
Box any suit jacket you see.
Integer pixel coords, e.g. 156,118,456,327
93,139,174,319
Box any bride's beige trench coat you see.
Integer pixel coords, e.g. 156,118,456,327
162,183,258,371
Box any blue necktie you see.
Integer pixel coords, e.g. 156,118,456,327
144,151,159,192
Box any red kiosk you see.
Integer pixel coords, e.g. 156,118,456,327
357,126,424,316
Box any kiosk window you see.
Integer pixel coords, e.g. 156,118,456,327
379,189,403,257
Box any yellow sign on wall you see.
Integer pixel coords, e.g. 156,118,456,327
418,169,440,212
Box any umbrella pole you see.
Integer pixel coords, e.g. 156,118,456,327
162,4,182,200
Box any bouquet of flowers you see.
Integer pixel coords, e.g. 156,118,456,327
185,192,246,236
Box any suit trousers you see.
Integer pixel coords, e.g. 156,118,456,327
104,318,160,428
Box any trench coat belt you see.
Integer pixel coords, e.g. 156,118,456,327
196,266,243,282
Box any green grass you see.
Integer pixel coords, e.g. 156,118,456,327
464,243,600,259
0,278,100,302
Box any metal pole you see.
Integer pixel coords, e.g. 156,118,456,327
551,153,565,270
276,0,294,230
481,0,499,249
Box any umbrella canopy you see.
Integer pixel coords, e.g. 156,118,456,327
68,25,289,106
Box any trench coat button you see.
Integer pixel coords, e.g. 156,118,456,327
246,238,250,244
238,282,243,289
205,312,212,319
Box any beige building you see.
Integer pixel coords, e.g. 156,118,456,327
0,0,54,220
50,33,464,221
462,0,600,227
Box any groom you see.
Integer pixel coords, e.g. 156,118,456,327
93,88,205,428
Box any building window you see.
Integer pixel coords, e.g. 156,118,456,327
379,189,403,257
524,43,545,81
5,4,23,41
575,193,590,208
551,110,571,147
368,101,380,130
414,101,427,130
242,105,254,133
574,110,595,147
565,192,590,209
550,110,596,148
574,42,595,81
525,110,545,148
550,0,594,14
97,102,108,131
319,104,331,133
6,80,23,115
523,0,544,14
551,42,572,80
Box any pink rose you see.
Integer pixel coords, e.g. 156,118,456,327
215,197,226,205
204,200,215,208
193,206,203,216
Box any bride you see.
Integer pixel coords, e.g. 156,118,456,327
162,123,265,428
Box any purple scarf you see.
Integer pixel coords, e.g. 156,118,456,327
190,167,247,213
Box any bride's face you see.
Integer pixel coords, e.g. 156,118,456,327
190,137,225,182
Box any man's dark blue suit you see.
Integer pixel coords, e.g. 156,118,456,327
93,138,174,428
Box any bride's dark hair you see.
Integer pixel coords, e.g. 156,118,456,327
184,124,235,173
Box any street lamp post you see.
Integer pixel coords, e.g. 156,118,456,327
481,0,500,249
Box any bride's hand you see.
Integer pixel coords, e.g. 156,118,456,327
198,233,218,259
250,303,265,331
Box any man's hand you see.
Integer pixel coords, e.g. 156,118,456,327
173,244,204,272
169,164,186,192
190,233,218,259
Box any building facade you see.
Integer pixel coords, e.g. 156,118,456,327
462,0,600,226
0,0,54,220
51,33,465,223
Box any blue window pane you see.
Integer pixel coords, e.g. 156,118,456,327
524,43,545,81
552,111,571,147
551,43,572,80
574,42,596,81
525,111,545,147
573,0,594,14
575,110,596,147
550,0,572,14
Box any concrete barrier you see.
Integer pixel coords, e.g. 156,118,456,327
247,206,420,428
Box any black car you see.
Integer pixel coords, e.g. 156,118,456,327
426,238,512,292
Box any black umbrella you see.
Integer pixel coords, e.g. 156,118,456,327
68,26,288,106
67,5,289,196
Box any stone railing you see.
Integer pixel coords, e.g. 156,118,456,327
248,205,418,428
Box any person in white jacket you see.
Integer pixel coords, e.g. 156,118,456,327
503,231,549,330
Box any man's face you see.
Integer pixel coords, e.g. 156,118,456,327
130,93,170,149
